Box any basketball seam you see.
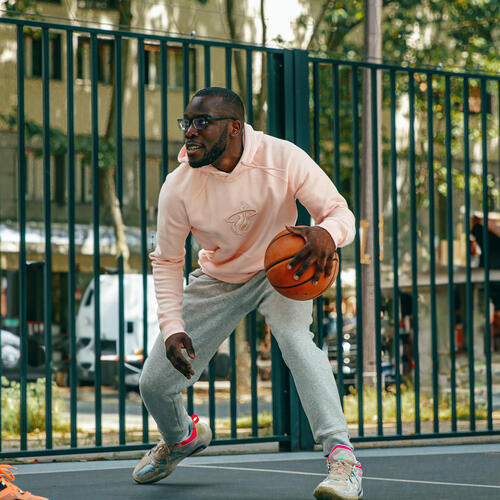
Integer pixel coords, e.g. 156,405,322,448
264,255,296,273
271,260,338,295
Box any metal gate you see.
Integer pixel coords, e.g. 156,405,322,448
0,15,499,458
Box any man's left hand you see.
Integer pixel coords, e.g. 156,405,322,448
285,225,337,284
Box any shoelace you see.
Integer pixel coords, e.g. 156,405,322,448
0,464,25,494
327,458,354,482
152,440,171,460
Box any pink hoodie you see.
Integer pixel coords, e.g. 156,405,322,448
150,124,355,340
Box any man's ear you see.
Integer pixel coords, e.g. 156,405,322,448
230,119,243,136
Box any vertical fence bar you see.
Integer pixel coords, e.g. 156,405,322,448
225,47,232,89
16,25,28,451
312,62,324,352
332,63,344,402
66,28,78,449
230,331,237,438
480,78,492,430
160,41,169,182
137,37,150,442
182,40,192,288
181,41,194,416
408,70,420,434
427,73,439,433
208,356,216,438
246,49,254,126
42,27,53,450
202,42,216,435
90,33,102,447
445,76,457,432
370,68,383,435
389,70,402,435
352,67,363,436
202,43,216,436
463,77,475,431
312,62,320,175
204,45,211,87
115,35,126,446
226,46,237,438
249,312,258,437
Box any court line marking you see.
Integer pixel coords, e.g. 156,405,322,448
185,464,500,490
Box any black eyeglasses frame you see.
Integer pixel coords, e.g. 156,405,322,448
177,115,238,131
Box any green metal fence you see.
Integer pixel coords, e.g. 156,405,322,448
0,16,499,458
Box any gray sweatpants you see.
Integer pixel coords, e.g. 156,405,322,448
139,268,351,456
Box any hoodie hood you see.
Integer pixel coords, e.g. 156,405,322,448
177,123,263,178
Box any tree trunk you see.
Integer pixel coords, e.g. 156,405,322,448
306,0,335,50
235,319,252,394
361,0,383,385
101,0,132,272
253,0,267,131
225,0,246,97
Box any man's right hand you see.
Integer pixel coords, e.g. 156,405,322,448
164,332,196,379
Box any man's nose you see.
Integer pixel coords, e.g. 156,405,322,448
185,123,198,137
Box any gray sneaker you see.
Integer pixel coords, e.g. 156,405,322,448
133,414,212,484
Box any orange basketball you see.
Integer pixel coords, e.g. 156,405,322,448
264,227,339,301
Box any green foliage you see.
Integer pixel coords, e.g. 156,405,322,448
0,109,116,170
1,0,40,16
1,377,69,436
383,0,499,72
310,0,499,72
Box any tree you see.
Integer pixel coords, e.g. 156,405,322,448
3,0,134,271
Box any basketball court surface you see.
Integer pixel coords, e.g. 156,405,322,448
12,442,500,499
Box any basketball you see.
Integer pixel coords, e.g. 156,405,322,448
264,227,339,301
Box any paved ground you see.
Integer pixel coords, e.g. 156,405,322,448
11,443,500,499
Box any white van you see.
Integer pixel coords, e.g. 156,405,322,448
76,274,160,387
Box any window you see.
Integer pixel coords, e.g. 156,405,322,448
75,154,93,203
144,44,196,91
26,152,65,203
76,36,114,84
24,30,62,80
77,0,118,8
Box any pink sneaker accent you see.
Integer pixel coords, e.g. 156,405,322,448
328,445,355,460
177,414,199,446
314,444,363,499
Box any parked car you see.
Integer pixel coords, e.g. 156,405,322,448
1,329,46,381
76,273,230,388
76,274,160,387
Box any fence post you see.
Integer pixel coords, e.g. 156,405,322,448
267,48,315,451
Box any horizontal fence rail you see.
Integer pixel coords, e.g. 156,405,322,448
0,16,499,458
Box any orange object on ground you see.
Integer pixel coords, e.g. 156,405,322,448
0,464,49,500
264,227,339,301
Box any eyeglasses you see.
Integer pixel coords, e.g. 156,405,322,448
177,115,237,131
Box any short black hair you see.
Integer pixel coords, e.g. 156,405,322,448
192,87,245,121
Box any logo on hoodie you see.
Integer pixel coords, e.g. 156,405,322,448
225,203,257,235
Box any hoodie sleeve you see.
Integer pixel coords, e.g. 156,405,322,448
288,146,356,248
149,173,191,341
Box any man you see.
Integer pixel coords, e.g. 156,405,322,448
133,87,363,500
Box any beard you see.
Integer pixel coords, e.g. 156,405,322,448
188,125,228,168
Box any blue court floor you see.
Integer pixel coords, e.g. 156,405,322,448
10,442,500,499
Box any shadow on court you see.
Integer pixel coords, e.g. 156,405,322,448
11,443,500,499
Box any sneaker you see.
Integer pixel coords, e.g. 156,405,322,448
133,414,212,484
313,445,363,500
0,464,49,499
